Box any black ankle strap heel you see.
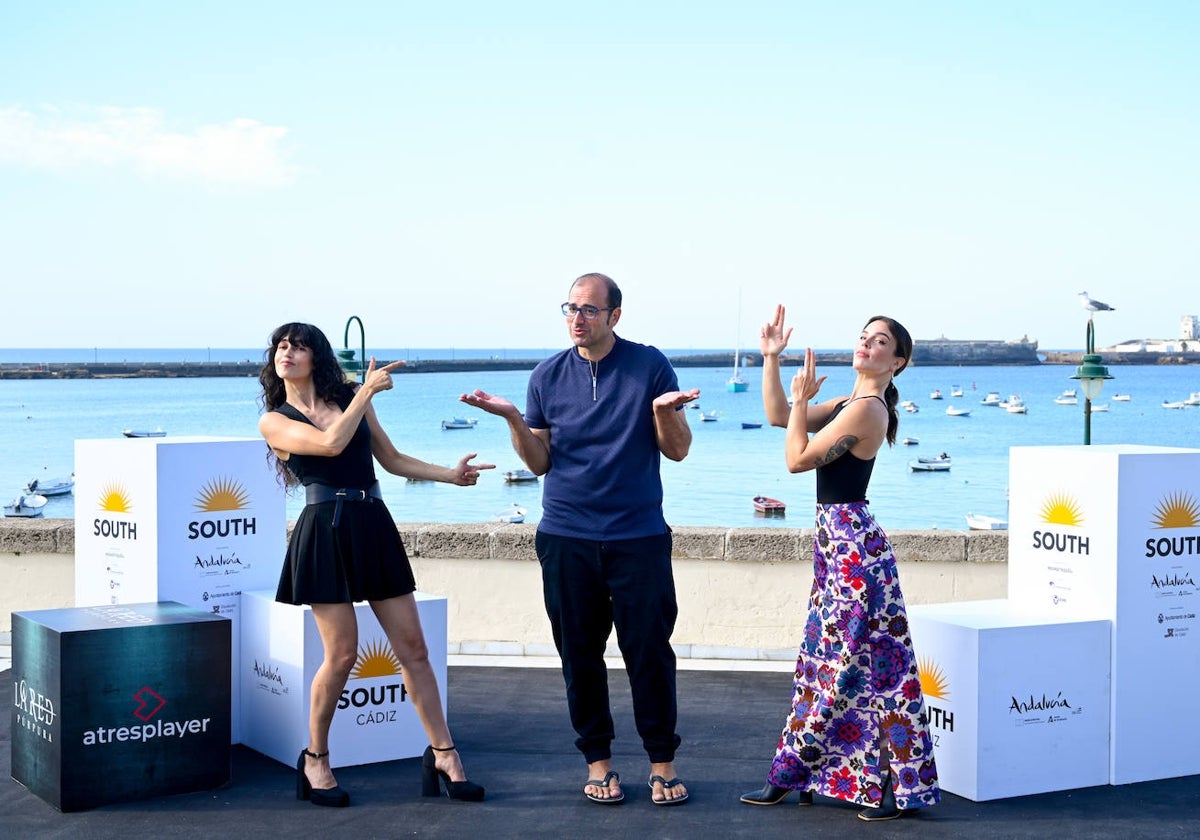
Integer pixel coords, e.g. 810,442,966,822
421,745,485,802
296,748,350,808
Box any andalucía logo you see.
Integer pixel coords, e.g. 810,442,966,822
1032,493,1089,555
1145,491,1200,560
918,657,953,736
94,482,137,540
188,476,257,540
81,686,214,747
338,638,408,726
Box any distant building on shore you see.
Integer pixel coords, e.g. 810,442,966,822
1105,315,1200,354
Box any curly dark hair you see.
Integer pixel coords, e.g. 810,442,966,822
258,322,356,485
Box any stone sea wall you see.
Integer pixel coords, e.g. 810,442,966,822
1,518,1008,660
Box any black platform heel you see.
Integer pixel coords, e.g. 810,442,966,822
421,745,485,802
740,783,814,806
296,748,350,807
858,769,908,821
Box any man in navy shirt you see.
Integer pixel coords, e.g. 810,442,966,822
461,272,700,805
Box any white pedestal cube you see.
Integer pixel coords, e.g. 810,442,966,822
908,599,1111,801
1009,445,1200,784
239,590,448,768
73,437,286,744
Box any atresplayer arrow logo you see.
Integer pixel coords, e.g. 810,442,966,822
133,687,167,721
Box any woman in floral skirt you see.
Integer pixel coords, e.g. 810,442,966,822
740,306,940,821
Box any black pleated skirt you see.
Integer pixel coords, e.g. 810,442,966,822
275,499,416,605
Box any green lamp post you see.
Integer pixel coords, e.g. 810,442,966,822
1070,317,1113,445
340,316,366,384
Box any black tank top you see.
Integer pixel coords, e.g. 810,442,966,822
274,398,377,488
815,396,883,504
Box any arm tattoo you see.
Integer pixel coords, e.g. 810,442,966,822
815,435,858,467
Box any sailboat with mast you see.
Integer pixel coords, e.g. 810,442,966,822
727,291,748,392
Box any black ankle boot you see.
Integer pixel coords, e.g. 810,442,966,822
421,745,485,802
858,770,907,821
296,748,350,807
740,783,813,806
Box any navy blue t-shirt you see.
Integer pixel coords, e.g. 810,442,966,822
524,335,681,540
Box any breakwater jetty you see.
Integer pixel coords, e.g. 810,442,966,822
2,340,1191,380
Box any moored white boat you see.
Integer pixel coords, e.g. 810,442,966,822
4,493,48,518
929,389,943,400
1162,400,1186,410
910,459,951,472
902,437,919,446
966,512,1008,530
1053,395,1078,406
1112,394,1131,402
123,428,166,438
979,391,1001,406
503,468,539,484
950,386,963,397
1090,403,1109,412
25,474,74,496
492,504,527,523
1005,395,1027,414
700,411,719,422
441,417,478,430
945,405,971,416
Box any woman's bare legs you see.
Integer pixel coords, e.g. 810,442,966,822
305,602,358,790
370,593,470,782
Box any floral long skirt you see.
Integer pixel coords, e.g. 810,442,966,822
765,501,941,810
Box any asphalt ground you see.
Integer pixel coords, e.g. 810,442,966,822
4,664,1199,839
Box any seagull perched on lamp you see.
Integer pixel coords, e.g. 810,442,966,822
1079,291,1115,313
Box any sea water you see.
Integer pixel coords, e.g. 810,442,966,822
3,364,1198,530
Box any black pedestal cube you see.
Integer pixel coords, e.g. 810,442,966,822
10,601,231,811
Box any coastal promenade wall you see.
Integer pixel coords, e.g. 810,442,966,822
1,519,1007,660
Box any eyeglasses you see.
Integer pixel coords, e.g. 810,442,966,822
561,303,616,320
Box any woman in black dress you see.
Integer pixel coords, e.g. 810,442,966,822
258,322,493,806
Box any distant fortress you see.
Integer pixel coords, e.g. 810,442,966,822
4,335,1200,379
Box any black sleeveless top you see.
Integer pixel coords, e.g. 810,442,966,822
274,398,377,489
815,396,883,504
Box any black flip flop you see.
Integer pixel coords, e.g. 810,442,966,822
584,770,624,804
648,774,689,806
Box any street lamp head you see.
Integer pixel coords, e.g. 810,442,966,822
1071,354,1113,401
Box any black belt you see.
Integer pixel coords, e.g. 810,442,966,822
305,481,383,527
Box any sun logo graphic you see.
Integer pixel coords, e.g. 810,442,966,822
918,657,949,700
1040,494,1084,527
349,638,402,679
193,477,251,512
98,483,134,513
1151,492,1200,529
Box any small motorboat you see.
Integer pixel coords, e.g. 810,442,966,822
1090,403,1109,413
950,386,963,397
1112,394,1131,402
741,422,763,429
945,405,971,417
503,469,539,484
4,493,48,518
441,417,478,430
911,454,951,472
1004,395,1028,414
752,495,786,515
904,402,919,413
1053,395,1078,406
902,437,919,446
966,513,1008,530
979,392,1001,407
123,428,166,438
493,504,527,524
25,474,75,496
699,411,719,422
929,389,943,400
1162,401,1186,410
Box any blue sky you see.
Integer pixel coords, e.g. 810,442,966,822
2,2,1196,352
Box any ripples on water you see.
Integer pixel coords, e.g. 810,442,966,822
3,364,1198,530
